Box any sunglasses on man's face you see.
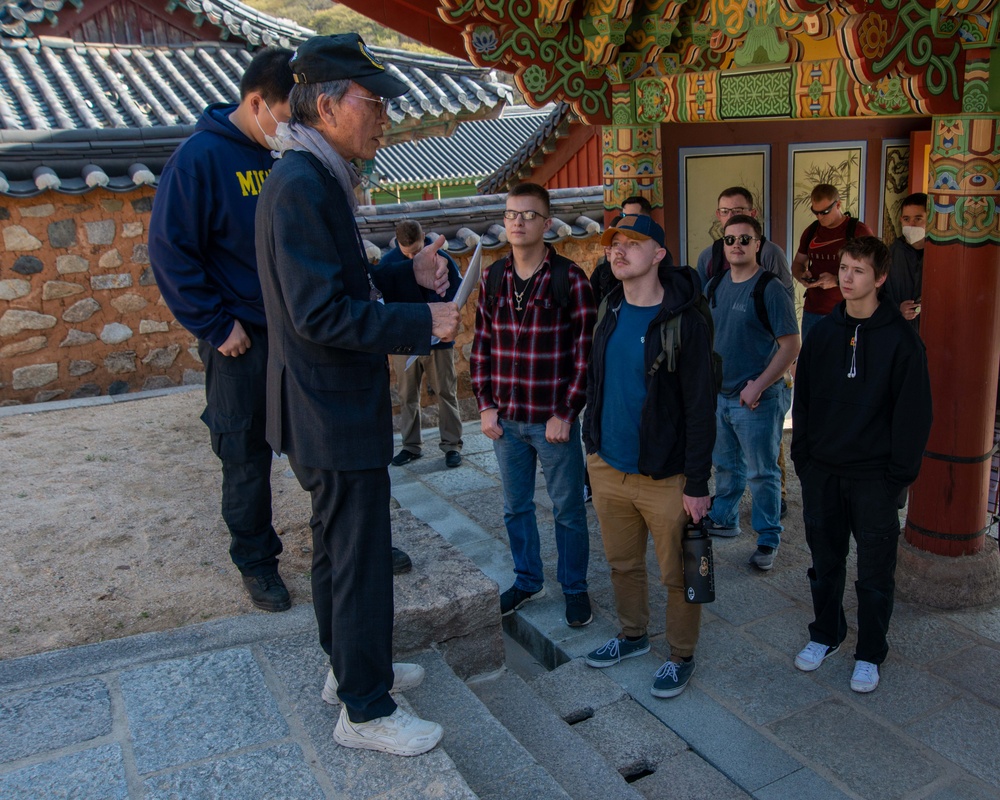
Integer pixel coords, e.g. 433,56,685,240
722,234,758,247
811,200,838,216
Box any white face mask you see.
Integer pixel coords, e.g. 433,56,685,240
254,100,286,153
901,225,925,246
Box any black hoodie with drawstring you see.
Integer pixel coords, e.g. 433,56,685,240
791,300,932,497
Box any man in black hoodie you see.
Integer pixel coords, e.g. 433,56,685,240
582,215,717,699
791,236,932,694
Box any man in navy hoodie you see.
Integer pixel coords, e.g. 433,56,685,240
149,48,296,612
791,236,932,693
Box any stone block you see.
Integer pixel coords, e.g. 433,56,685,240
132,196,153,213
123,221,143,237
100,199,123,212
48,218,77,248
62,297,102,323
0,309,57,337
119,648,288,773
0,678,111,761
105,351,137,374
142,344,181,369
98,248,123,269
139,267,157,286
70,382,102,398
69,359,97,376
20,203,55,218
131,243,150,264
575,697,687,774
632,749,754,800
3,225,42,250
140,319,170,334
12,255,43,275
56,254,89,274
84,219,116,245
12,363,58,390
43,280,85,300
142,375,176,391
108,380,130,395
0,744,127,799
0,207,7,219
531,657,628,723
188,346,202,363
34,389,63,403
183,368,205,384
0,335,46,358
100,322,134,344
111,294,148,314
0,279,30,300
91,274,133,291
61,328,98,347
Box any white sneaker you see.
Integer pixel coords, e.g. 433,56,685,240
322,663,425,704
851,660,880,693
333,706,443,756
794,641,840,672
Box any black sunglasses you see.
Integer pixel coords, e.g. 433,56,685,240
722,234,759,246
811,200,838,216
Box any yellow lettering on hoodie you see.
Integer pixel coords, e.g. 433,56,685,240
236,169,272,197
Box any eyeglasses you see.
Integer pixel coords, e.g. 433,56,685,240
810,200,838,216
347,94,390,113
503,210,547,221
716,206,750,217
722,234,759,246
608,240,647,255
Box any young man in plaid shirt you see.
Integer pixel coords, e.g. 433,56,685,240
472,183,597,627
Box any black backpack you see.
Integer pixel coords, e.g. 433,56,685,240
596,284,724,392
484,254,571,309
706,268,779,340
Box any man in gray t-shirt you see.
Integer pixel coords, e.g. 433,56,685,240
704,215,800,572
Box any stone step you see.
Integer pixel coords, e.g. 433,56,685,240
405,651,571,799
469,667,645,800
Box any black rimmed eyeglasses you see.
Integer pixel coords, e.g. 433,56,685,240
722,234,759,246
503,210,547,221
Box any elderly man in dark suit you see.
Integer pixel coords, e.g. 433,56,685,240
255,34,459,757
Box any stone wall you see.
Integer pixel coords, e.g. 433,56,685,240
1,190,604,407
0,188,198,405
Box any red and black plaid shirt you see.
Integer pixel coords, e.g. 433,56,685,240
471,247,596,424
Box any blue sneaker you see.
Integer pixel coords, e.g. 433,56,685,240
651,659,695,698
585,635,650,668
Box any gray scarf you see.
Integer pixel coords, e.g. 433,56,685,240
273,121,362,211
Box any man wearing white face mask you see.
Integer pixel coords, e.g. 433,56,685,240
885,193,928,334
150,48,298,613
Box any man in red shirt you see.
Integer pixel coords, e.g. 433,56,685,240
791,184,873,341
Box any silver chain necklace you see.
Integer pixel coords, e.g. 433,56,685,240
513,256,545,311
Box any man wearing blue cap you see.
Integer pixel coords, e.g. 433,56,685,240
582,215,716,699
255,33,459,757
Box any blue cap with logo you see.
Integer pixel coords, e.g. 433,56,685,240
600,214,666,248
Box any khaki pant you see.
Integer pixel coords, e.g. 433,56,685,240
393,350,463,454
588,454,701,659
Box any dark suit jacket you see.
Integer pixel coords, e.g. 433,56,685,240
255,150,432,470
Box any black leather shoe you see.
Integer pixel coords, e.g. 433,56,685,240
392,546,413,575
445,451,462,468
391,450,422,466
242,572,291,612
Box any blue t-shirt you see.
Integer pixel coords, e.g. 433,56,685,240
711,270,798,397
599,300,662,473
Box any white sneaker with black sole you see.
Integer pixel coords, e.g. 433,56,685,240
322,663,425,704
333,706,443,756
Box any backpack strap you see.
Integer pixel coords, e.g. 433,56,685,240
647,313,682,378
547,253,572,309
595,295,610,329
846,216,859,239
751,270,778,341
484,259,506,307
708,237,726,281
706,269,725,309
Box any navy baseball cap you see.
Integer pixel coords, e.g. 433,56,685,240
601,215,666,248
290,33,408,97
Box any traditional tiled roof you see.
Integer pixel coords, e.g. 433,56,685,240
373,104,552,191
478,101,578,195
356,186,604,259
0,34,512,194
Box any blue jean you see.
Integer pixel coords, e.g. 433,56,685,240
709,390,784,548
493,418,589,594
801,310,824,342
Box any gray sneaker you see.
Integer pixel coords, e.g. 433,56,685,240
749,546,776,571
704,519,741,538
651,659,695,698
585,635,650,668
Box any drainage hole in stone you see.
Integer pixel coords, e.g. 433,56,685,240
622,766,656,783
565,708,594,725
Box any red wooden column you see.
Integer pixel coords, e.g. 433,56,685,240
898,114,1000,608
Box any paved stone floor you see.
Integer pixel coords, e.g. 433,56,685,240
1,394,999,799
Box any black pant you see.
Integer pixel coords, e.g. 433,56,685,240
288,459,397,723
198,324,282,576
801,468,901,665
